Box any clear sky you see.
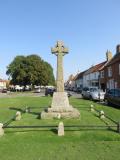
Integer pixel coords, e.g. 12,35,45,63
0,0,120,80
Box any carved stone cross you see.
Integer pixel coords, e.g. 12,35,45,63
51,41,68,92
41,41,80,119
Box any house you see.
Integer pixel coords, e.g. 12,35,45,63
83,61,107,88
0,79,7,89
71,73,79,89
100,45,120,90
74,71,86,89
65,73,80,90
65,74,74,89
83,50,113,89
100,51,113,91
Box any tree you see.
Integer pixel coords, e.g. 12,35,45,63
6,54,55,86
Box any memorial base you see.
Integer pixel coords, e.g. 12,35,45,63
41,92,80,119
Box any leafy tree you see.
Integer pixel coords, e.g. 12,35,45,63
6,54,55,86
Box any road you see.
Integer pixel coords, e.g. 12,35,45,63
0,90,82,99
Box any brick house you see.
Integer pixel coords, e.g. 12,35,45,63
100,51,113,91
100,45,120,90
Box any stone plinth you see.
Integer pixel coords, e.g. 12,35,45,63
41,92,80,119
50,92,73,112
41,109,80,119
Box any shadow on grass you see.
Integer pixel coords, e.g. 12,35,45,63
4,127,117,134
9,107,25,113
92,112,110,126
96,101,120,110
64,128,117,132
28,111,40,116
5,128,58,134
74,107,90,111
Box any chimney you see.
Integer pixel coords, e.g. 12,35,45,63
106,50,112,61
116,45,120,54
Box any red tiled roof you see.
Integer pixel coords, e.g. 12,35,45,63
72,73,79,81
66,74,74,83
84,61,106,75
75,71,87,80
91,61,107,73
0,79,8,82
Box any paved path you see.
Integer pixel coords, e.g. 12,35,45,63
69,91,82,99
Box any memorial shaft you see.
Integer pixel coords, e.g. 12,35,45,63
57,53,64,92
51,41,68,92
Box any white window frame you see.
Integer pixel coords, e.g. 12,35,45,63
100,71,104,78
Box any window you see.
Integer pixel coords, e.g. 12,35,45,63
119,64,120,75
94,73,96,79
108,67,112,77
108,89,120,97
108,79,114,89
100,71,104,78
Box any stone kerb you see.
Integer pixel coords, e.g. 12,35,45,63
58,122,64,136
15,111,21,121
0,123,4,136
99,110,105,119
90,104,95,112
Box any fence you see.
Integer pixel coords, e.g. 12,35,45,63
1,105,120,134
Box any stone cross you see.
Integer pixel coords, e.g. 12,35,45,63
51,41,68,92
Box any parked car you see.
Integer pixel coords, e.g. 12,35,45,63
45,88,72,97
34,87,41,93
45,88,56,96
15,85,24,92
2,88,8,93
89,88,105,101
73,87,77,92
82,87,94,99
105,89,120,107
67,91,72,97
24,85,32,91
82,87,105,101
76,87,82,93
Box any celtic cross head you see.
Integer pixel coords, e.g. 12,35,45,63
51,41,69,56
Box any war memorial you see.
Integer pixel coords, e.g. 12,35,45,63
41,41,80,119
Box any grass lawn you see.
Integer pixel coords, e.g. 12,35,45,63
0,96,120,160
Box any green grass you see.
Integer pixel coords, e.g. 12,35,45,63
0,96,120,160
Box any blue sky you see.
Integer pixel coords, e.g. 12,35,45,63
0,0,120,80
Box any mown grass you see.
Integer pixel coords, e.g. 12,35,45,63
0,96,120,160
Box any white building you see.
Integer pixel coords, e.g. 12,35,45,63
75,71,86,89
83,62,106,88
0,79,7,89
